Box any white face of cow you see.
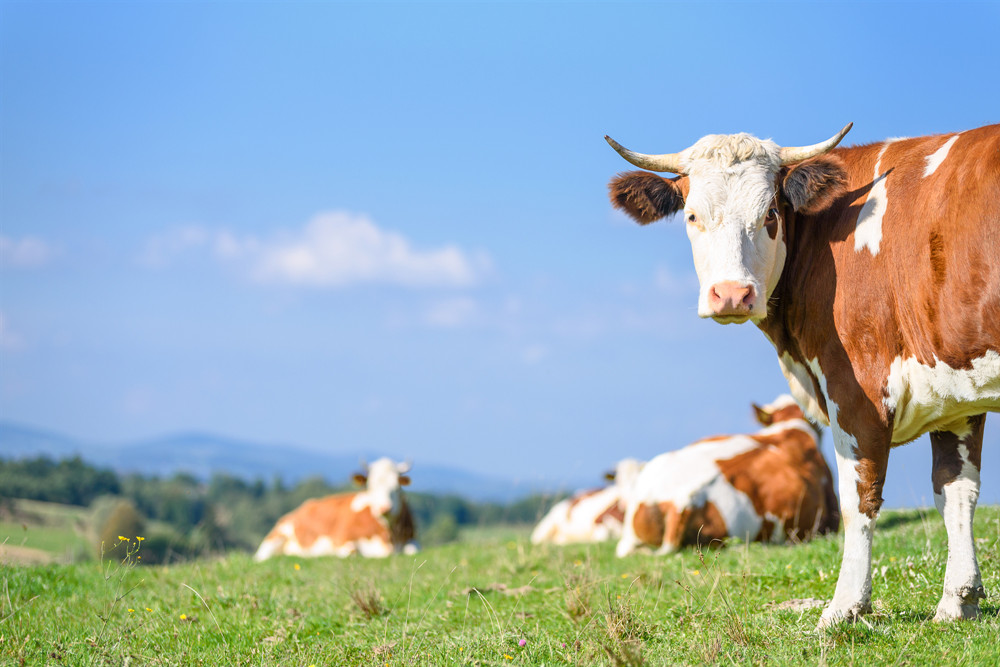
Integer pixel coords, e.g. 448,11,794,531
355,458,411,516
681,135,786,323
606,124,851,325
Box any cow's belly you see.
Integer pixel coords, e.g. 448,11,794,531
885,350,1000,443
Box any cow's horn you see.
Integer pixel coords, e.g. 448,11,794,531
779,123,853,165
605,135,685,174
397,459,412,474
359,457,369,473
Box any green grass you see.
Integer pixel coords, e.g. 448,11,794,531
2,507,999,665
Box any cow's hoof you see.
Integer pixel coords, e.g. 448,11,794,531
816,602,870,630
934,586,986,622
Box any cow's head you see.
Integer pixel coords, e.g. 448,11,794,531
607,125,851,323
353,458,411,515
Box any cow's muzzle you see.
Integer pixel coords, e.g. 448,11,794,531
707,281,756,322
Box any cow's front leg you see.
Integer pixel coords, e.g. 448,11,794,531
931,415,986,621
818,424,889,629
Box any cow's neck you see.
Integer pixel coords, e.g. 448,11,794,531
756,207,835,425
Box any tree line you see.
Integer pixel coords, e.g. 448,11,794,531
0,455,562,564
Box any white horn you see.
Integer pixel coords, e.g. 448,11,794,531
605,135,686,174
397,459,412,474
779,122,853,165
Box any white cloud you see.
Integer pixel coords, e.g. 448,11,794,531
141,211,490,289
0,235,56,268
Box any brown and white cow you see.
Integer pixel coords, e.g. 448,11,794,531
616,395,838,557
606,123,999,626
253,458,417,560
530,458,644,545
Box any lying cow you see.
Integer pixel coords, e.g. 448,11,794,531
615,396,838,557
606,122,999,625
253,458,417,560
530,458,644,545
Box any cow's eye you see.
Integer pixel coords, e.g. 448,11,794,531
687,213,697,224
765,208,779,222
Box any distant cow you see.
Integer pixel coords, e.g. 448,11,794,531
615,396,838,557
253,458,417,560
530,458,644,545
606,123,998,625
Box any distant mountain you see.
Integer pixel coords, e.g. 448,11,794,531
0,421,580,503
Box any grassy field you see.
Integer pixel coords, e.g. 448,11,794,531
1,506,998,666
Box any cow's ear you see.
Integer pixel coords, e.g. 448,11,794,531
608,171,687,224
398,475,411,487
603,471,616,482
781,154,848,214
352,474,367,486
752,403,773,426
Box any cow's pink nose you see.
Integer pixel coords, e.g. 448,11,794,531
708,281,755,317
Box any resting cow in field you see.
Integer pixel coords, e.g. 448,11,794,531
615,395,838,557
606,122,999,626
530,458,644,545
253,458,417,560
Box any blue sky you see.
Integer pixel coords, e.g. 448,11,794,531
2,1,998,505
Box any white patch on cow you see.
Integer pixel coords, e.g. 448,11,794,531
924,134,961,178
933,439,984,620
616,436,762,557
808,359,876,629
355,535,394,558
776,351,829,426
854,141,897,256
884,350,1000,444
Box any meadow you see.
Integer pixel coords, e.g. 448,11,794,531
2,506,998,665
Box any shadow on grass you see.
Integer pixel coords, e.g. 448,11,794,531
876,509,929,532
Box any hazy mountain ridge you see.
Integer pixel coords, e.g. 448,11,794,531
0,421,585,502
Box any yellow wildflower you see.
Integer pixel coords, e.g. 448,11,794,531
136,536,145,541
179,614,187,620
128,608,134,613
294,563,301,571
118,536,128,541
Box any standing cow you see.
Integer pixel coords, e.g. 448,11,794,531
530,458,644,545
616,395,838,557
254,458,417,560
606,123,999,626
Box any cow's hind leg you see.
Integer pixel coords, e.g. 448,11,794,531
931,415,987,622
